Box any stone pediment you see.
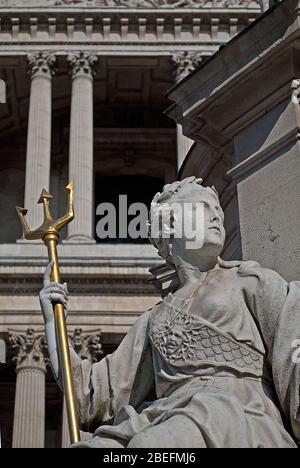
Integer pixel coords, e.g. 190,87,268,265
0,0,259,8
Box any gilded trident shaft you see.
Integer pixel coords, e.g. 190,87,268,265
16,182,81,445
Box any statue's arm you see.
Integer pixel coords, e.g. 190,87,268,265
39,262,68,382
40,262,155,432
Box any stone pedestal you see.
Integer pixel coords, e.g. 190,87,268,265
65,52,98,244
9,329,47,448
167,0,300,281
21,53,56,233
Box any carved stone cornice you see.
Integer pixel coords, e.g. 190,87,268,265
0,0,261,7
0,276,158,295
171,52,204,84
27,52,56,80
9,329,48,371
67,52,98,80
69,328,103,362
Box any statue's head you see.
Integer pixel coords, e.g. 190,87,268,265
149,177,225,268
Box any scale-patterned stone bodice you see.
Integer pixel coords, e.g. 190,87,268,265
149,294,265,377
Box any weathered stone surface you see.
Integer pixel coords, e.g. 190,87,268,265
10,329,47,448
167,0,300,281
20,53,56,236
39,177,300,448
0,0,260,8
65,52,98,243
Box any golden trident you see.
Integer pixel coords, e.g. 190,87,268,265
16,182,81,445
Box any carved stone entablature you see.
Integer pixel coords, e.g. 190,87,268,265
70,328,103,362
0,0,260,8
0,5,260,52
171,52,204,84
67,52,98,80
0,276,157,295
9,329,48,371
27,53,56,80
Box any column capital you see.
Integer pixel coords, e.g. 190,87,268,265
27,52,56,80
9,329,48,372
67,52,98,80
70,329,103,363
171,51,203,84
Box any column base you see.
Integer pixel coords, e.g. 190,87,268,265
16,238,43,245
63,236,96,245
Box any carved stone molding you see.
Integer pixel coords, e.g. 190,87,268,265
0,0,261,7
9,329,48,371
69,328,103,362
27,52,56,80
67,51,98,80
171,52,204,84
0,276,157,295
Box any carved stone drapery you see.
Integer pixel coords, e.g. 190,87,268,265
62,329,103,447
70,328,103,363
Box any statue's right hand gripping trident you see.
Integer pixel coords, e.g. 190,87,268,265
16,182,81,445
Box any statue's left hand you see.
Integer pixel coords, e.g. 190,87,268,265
39,261,69,324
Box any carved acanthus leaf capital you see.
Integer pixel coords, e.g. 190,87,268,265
70,329,103,363
27,52,56,80
171,52,204,84
67,52,98,80
9,329,48,371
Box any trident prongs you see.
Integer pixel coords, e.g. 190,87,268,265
16,181,74,241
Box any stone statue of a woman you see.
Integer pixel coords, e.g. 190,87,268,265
39,177,300,448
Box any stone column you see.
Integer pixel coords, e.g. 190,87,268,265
0,338,5,363
61,329,102,448
9,329,47,448
65,52,98,243
22,53,56,233
171,52,203,171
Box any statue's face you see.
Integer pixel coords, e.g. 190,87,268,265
170,186,226,261
166,327,184,355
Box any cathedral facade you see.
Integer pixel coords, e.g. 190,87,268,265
0,0,260,448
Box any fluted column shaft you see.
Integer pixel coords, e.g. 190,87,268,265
66,52,98,243
10,330,47,448
13,366,46,448
23,53,56,231
171,52,202,171
176,123,194,170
